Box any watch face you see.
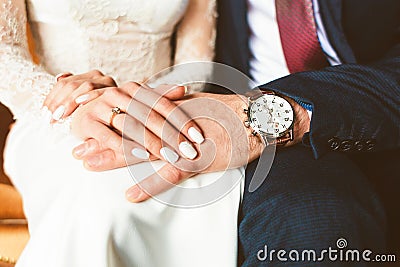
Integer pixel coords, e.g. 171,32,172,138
248,94,294,138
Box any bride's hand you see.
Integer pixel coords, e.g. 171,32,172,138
70,83,204,171
74,82,264,203
43,70,117,122
120,87,262,203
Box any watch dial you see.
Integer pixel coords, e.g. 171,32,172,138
249,94,294,137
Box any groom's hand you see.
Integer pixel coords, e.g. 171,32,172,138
75,82,265,202
123,91,266,202
73,83,310,203
119,87,310,202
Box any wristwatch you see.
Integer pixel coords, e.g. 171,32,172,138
244,91,294,146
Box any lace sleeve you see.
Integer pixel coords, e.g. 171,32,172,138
0,0,55,120
149,0,217,93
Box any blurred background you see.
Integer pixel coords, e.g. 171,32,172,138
1,103,13,185
0,104,29,267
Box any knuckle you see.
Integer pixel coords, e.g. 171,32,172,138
104,87,119,98
146,138,162,155
104,76,116,86
90,69,103,76
162,129,179,145
67,94,78,107
157,96,173,110
69,81,81,90
81,111,93,122
57,79,68,88
122,81,141,95
98,133,112,147
127,81,141,87
145,109,158,123
167,167,183,184
82,81,95,91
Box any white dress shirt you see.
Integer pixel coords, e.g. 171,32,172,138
247,0,341,86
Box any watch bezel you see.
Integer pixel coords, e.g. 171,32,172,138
247,94,295,139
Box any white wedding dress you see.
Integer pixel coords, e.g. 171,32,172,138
0,0,244,266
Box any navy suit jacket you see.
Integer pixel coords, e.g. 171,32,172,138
213,0,400,159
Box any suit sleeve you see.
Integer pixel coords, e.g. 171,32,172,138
258,45,400,159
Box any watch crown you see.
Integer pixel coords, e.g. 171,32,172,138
244,120,250,127
243,108,248,113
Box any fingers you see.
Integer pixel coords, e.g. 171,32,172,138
153,84,187,100
73,138,126,171
121,82,205,155
112,111,191,164
86,84,196,161
72,126,157,171
125,163,193,202
70,82,201,174
73,117,124,154
124,98,199,161
74,139,156,171
131,83,205,144
83,149,126,171
71,95,160,170
44,70,116,122
55,72,73,81
59,81,112,120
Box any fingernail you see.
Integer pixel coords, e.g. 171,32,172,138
160,147,179,164
86,155,101,167
177,84,188,94
73,144,87,157
179,141,197,159
55,72,72,82
188,127,205,144
52,105,65,121
131,148,150,160
75,94,89,104
126,186,143,202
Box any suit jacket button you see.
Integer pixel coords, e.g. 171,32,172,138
354,141,364,151
340,140,353,151
328,137,340,150
366,140,376,151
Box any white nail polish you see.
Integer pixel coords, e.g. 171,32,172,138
177,84,188,94
52,105,65,121
188,127,205,144
160,147,179,164
131,148,150,160
179,141,197,160
75,94,89,104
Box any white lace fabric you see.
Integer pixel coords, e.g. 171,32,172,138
0,0,216,123
149,0,217,92
0,0,55,121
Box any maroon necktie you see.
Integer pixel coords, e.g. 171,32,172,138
275,0,329,73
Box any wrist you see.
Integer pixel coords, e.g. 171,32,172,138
282,96,310,146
